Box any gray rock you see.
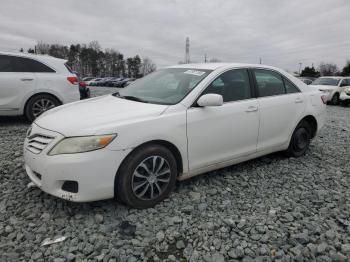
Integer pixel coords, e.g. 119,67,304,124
228,246,244,259
198,203,208,211
330,252,347,262
53,258,65,262
341,244,350,253
95,214,104,223
211,252,224,262
189,192,201,201
317,242,328,254
176,240,185,249
156,231,165,242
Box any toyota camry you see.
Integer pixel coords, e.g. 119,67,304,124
24,63,326,208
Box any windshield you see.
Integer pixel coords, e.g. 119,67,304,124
117,68,212,105
311,78,340,86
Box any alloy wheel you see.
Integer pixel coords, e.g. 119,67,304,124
32,98,56,117
131,156,171,201
292,128,308,152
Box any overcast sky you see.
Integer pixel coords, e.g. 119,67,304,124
1,0,349,72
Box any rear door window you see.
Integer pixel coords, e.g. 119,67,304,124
253,69,285,97
0,55,12,72
284,78,300,93
0,55,55,73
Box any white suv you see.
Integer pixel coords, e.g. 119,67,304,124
0,52,81,121
339,78,350,106
309,76,350,105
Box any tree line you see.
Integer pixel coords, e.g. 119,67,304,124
23,41,156,78
300,61,350,78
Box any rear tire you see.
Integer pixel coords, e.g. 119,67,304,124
25,94,60,122
285,120,311,157
115,144,177,209
331,93,340,105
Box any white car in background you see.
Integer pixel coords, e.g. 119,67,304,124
0,52,81,121
309,76,350,105
339,78,350,106
24,63,326,208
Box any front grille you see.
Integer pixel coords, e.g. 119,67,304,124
26,134,55,154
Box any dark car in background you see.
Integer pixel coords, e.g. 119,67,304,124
298,77,317,85
116,78,136,87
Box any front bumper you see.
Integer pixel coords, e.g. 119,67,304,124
340,91,350,101
24,123,131,202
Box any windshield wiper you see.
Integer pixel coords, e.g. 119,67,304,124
112,91,123,97
122,95,149,103
112,92,148,103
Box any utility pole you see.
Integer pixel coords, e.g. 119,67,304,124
204,54,207,63
185,37,190,64
299,62,302,75
259,57,262,64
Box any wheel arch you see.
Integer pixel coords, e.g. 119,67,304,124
117,139,184,177
23,92,62,114
299,115,318,138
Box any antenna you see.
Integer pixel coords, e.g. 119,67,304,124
204,53,207,63
185,37,190,64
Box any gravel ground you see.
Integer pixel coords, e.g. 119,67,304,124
1,89,350,261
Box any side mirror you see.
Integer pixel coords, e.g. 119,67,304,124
197,93,223,107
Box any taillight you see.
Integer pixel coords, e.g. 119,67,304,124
67,76,78,85
79,81,87,87
321,95,327,104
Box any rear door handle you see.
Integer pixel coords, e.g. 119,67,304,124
295,98,303,103
20,78,34,81
245,106,258,112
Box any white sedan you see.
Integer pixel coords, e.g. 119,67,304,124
24,63,326,208
309,76,350,105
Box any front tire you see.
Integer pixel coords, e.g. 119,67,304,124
331,93,340,105
115,144,177,208
25,94,60,122
285,121,311,157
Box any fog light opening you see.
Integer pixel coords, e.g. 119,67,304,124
61,181,78,193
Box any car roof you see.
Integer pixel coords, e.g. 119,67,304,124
0,51,69,73
167,62,284,71
0,51,67,63
319,76,348,79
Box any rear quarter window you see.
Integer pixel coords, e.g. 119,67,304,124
0,55,55,73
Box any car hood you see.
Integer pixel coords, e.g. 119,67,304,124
309,84,337,91
35,95,168,136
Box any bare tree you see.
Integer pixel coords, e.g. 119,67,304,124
318,62,339,76
209,58,221,63
141,57,157,76
88,40,101,52
35,41,50,54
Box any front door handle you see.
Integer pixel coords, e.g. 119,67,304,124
245,106,258,112
295,98,303,103
20,78,34,81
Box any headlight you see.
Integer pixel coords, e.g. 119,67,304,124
48,134,116,155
